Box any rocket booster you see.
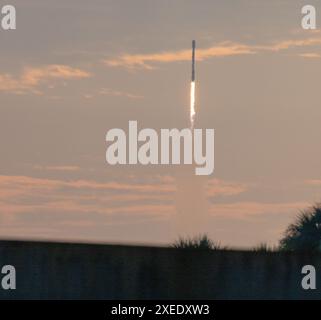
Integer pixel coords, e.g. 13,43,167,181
192,40,196,82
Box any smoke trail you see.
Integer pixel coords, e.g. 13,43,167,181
173,168,210,238
171,40,212,240
190,81,196,128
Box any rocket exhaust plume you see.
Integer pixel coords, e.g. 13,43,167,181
190,40,196,129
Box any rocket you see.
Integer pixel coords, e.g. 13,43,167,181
191,40,196,82
190,40,196,128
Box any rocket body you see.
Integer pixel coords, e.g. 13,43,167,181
192,40,196,81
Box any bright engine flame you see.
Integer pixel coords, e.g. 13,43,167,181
190,81,196,128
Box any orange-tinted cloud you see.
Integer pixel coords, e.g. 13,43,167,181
304,179,321,186
0,175,249,220
104,37,321,69
298,53,321,58
0,175,175,196
33,165,81,172
262,37,321,52
104,42,255,69
209,201,308,219
0,65,91,94
206,178,247,197
99,88,144,99
0,174,310,244
0,175,175,216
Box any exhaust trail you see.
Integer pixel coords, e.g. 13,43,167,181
172,40,211,239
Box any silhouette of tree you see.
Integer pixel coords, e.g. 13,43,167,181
252,243,275,252
279,204,321,252
172,234,223,250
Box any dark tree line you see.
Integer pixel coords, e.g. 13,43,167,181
173,204,321,252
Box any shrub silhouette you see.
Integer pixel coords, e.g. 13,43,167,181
279,204,321,252
252,243,275,252
172,234,223,250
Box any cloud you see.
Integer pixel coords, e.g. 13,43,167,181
0,175,175,216
298,53,321,59
209,201,308,219
33,165,81,172
104,42,255,69
99,88,144,99
0,174,250,227
81,88,144,100
0,174,309,243
0,64,91,94
0,175,174,196
0,174,310,243
0,174,177,243
262,38,321,52
206,179,247,197
304,179,321,186
104,37,321,69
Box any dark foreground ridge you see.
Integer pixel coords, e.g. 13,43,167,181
0,239,320,299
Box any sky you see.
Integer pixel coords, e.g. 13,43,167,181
1,0,321,247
